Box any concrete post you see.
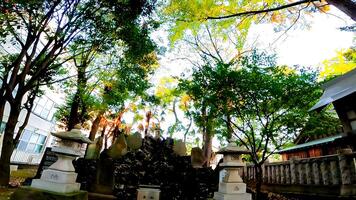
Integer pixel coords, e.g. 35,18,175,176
320,160,330,185
275,165,280,184
338,153,356,185
330,160,340,185
312,161,321,185
267,166,272,184
290,158,297,184
285,164,291,184
280,165,285,184
305,163,312,185
271,166,276,183
298,162,305,184
262,164,267,183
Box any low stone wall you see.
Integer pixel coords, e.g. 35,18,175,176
243,152,356,196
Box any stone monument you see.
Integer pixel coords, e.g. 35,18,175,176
214,142,251,200
137,185,160,200
31,124,93,193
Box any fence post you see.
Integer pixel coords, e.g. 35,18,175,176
271,165,276,183
280,165,285,184
285,164,291,184
320,160,330,185
338,150,356,185
290,158,297,184
305,162,312,185
330,159,340,185
298,162,306,184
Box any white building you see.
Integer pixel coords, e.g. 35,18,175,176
0,93,59,165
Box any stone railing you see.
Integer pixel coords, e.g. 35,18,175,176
243,152,356,186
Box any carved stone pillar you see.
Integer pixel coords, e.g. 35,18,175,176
271,166,276,184
267,166,272,183
275,165,280,184
338,153,356,185
280,165,285,184
320,161,330,185
285,164,291,184
262,164,267,183
298,163,306,184
312,161,321,185
330,160,340,185
305,163,312,185
290,159,297,184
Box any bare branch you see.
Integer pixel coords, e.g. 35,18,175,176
206,0,318,20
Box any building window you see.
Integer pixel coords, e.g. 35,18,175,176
17,129,47,154
0,122,5,134
33,96,56,121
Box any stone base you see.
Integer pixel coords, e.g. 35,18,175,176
10,186,87,200
219,182,247,193
31,179,81,193
213,192,251,200
41,169,78,183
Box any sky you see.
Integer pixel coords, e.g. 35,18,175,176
155,7,354,83
147,6,355,148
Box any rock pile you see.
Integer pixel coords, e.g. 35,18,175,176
75,136,218,200
113,137,218,200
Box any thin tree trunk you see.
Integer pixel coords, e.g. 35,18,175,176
0,102,21,186
68,63,88,130
14,87,38,146
226,113,232,141
68,91,81,130
327,0,356,21
0,100,6,128
203,132,213,167
89,113,103,141
254,164,263,200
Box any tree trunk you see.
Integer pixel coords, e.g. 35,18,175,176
68,64,88,130
0,99,6,127
67,91,81,130
0,103,21,186
254,164,263,200
327,0,356,21
202,132,213,167
226,113,232,140
89,113,102,141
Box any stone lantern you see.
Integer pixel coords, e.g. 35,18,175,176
214,142,251,200
31,124,93,193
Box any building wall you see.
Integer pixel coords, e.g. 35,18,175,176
281,147,323,161
0,94,58,165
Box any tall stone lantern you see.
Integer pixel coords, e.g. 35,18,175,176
31,124,93,193
214,142,251,200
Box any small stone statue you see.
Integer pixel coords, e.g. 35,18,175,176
107,134,128,159
173,139,187,156
127,132,143,151
85,135,103,159
191,147,206,168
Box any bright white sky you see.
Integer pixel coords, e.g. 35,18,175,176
147,6,355,149
155,7,354,82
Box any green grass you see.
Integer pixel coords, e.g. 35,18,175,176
0,188,15,200
0,168,37,200
10,169,36,179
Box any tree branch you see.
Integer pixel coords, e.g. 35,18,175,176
206,0,318,20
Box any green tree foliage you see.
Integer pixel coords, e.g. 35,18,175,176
319,48,356,80
179,50,339,199
162,0,355,47
0,0,157,186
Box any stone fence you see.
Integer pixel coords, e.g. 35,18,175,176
242,152,356,196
